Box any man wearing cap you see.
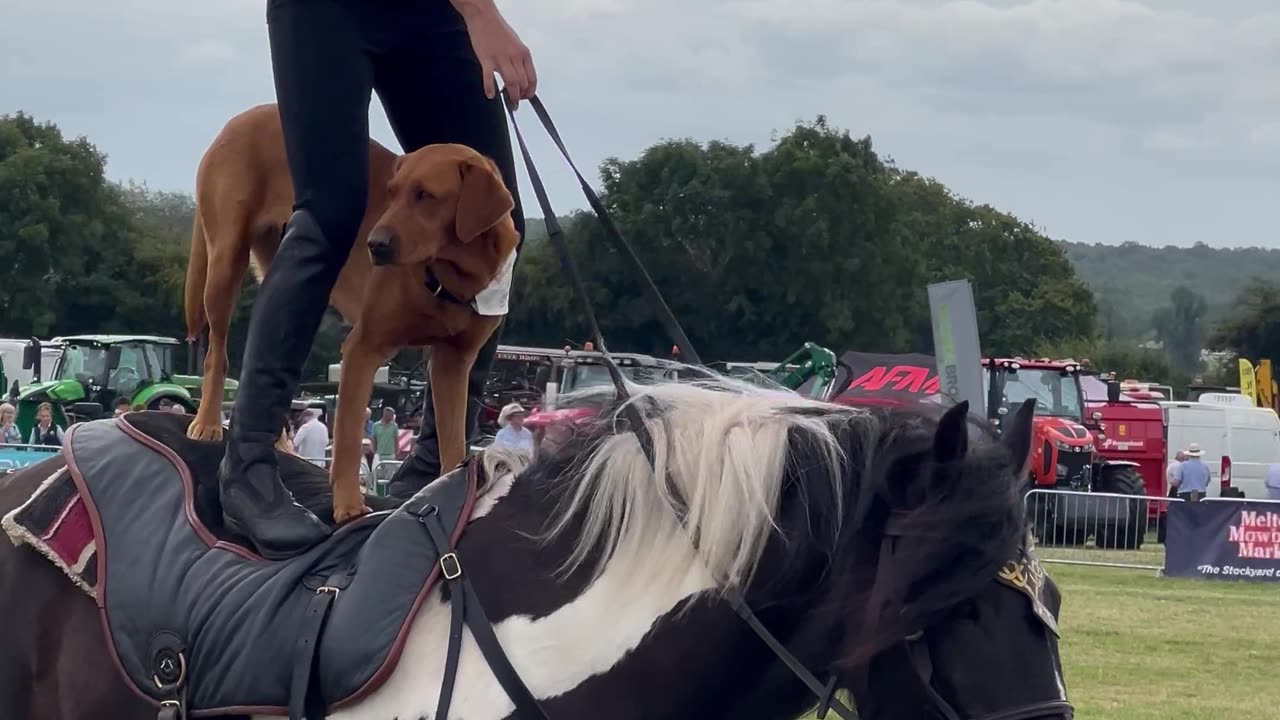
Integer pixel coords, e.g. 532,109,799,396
493,402,534,452
1171,443,1210,502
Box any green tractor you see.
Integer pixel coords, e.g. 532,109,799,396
15,335,220,438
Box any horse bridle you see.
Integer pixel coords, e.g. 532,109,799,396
501,91,1073,720
876,515,1075,720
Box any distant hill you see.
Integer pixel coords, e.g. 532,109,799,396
1058,241,1280,340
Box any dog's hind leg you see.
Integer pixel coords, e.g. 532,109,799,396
186,218,258,442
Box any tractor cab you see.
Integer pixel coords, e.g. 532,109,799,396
983,358,1095,489
16,335,195,437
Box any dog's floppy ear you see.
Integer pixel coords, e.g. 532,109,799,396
455,157,514,243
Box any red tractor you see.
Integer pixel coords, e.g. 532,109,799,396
983,358,1149,549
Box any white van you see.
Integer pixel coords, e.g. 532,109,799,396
1161,399,1280,499
0,338,63,395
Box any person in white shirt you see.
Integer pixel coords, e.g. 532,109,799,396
292,409,330,467
1165,450,1186,496
1265,462,1280,501
492,402,535,453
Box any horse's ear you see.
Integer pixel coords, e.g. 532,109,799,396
1001,398,1036,476
933,400,970,463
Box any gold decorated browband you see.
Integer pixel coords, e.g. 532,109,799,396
995,553,1059,636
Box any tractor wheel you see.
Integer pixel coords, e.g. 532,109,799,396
1095,466,1149,550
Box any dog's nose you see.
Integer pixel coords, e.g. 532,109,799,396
367,227,396,265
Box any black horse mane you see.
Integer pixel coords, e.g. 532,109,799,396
813,402,1028,668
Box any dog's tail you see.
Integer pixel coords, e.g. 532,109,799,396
184,209,209,341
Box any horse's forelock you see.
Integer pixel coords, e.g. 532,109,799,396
811,406,1028,670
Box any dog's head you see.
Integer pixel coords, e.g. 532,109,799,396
367,144,515,267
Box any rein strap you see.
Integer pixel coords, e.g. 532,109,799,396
503,91,859,720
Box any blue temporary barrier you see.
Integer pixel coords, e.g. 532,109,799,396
0,443,61,473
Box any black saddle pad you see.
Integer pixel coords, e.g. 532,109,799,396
61,414,478,716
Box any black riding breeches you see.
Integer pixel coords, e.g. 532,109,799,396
261,0,525,472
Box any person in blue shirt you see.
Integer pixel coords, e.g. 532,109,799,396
1172,443,1210,502
492,403,534,453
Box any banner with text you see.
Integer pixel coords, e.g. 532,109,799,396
927,280,986,416
1164,500,1280,582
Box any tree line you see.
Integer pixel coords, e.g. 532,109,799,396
1,109,1264,389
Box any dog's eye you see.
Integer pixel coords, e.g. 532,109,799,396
413,187,431,203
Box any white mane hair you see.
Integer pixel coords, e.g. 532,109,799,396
539,370,878,599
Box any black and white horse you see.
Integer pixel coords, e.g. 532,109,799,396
0,373,1070,719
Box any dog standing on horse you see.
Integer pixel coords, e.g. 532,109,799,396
180,0,538,560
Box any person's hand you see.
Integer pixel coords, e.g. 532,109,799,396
462,5,537,108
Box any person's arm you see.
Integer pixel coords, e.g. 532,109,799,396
450,0,537,103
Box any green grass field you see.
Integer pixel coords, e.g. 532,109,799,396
800,561,1279,719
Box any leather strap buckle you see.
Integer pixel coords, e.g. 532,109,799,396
440,552,462,580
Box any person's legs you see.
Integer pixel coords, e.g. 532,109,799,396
369,7,527,499
219,0,376,558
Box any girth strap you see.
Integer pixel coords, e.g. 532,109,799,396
418,502,549,719
289,571,350,720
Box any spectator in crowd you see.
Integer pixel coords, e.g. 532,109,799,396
1265,461,1280,501
0,403,21,445
372,407,399,463
292,409,329,467
361,437,375,474
114,398,131,417
28,402,64,447
1166,449,1186,497
492,402,534,452
1171,443,1210,502
364,407,374,440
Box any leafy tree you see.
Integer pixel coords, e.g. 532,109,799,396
507,118,1097,361
1151,286,1208,373
0,112,136,336
1206,278,1280,363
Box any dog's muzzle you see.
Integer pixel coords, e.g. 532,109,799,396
367,227,396,266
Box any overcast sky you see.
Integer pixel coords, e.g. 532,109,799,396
3,0,1276,249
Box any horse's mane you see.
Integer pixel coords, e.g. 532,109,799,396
532,372,1028,665
537,372,875,597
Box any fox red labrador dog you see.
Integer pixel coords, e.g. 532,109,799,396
184,103,519,523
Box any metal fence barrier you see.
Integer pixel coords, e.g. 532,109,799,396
1024,488,1176,571
0,442,62,474
1026,488,1280,572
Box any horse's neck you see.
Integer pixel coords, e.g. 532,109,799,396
325,476,808,720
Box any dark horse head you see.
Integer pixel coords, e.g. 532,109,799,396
498,374,1071,720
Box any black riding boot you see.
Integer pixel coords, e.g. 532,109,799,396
386,326,499,500
219,209,335,558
